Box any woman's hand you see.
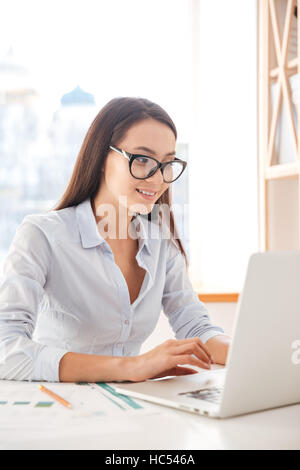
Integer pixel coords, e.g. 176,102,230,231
129,337,214,383
205,334,231,365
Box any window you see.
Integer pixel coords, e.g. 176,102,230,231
0,0,192,271
0,0,258,295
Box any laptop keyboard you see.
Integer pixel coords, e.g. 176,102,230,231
178,387,223,404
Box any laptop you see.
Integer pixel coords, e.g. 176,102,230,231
110,251,300,418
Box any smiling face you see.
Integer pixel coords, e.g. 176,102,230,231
100,117,176,216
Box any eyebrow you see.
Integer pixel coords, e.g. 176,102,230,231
133,146,176,159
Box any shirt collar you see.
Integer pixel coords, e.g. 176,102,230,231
75,197,152,254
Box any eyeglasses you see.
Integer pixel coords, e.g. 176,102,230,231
109,146,187,183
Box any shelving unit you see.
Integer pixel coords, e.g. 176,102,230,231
258,0,300,251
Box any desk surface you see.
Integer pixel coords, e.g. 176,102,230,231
1,379,300,450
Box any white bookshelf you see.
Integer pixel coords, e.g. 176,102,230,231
258,0,300,250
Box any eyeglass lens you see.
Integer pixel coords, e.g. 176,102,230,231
131,156,184,183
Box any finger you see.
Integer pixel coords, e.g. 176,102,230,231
170,342,211,365
173,354,211,370
194,343,211,364
171,338,212,361
190,338,212,360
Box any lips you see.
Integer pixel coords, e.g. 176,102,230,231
136,188,157,200
136,188,157,195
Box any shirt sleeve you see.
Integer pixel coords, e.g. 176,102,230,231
0,216,69,382
162,238,226,344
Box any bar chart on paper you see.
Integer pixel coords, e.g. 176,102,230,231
0,379,190,450
0,379,157,428
89,382,144,411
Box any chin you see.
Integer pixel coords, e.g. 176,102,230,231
135,205,153,216
129,202,154,217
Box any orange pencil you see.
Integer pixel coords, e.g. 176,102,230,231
38,384,72,409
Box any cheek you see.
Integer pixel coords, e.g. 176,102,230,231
113,180,134,198
106,164,133,195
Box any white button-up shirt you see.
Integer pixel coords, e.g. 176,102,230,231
0,197,225,382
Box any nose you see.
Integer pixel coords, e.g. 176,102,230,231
144,167,164,186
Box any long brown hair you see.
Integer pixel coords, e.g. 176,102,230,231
52,96,188,267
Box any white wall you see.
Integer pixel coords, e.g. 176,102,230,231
141,302,236,353
188,0,259,293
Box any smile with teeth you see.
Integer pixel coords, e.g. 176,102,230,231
136,189,157,196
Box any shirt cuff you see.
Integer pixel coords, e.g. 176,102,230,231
32,345,69,382
200,330,228,345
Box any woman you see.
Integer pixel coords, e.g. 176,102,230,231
0,97,231,383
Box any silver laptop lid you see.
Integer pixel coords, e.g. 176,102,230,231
219,250,300,418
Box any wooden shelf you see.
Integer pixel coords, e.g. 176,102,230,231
191,279,239,303
258,0,300,251
265,161,300,179
197,292,239,303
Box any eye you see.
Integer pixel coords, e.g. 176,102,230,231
135,156,150,164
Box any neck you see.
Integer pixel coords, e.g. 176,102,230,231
92,193,136,241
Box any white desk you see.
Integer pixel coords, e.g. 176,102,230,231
1,380,300,450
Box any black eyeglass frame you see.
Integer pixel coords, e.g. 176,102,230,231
109,145,187,183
